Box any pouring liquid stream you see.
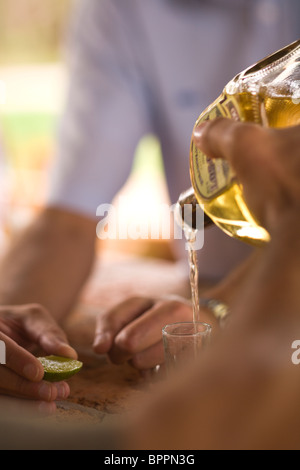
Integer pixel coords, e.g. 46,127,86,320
184,226,201,324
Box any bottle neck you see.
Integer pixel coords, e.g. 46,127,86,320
177,187,214,231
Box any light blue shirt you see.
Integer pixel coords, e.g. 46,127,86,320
48,0,300,279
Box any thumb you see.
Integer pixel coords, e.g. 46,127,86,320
193,118,266,170
20,304,78,359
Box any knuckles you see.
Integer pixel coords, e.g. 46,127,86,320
24,303,48,318
226,124,269,163
114,329,139,356
105,298,192,368
165,300,192,320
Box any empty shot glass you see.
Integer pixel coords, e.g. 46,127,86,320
163,322,212,375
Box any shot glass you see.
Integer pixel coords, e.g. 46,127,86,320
162,322,212,374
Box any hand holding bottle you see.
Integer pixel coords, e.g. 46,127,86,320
193,120,300,235
190,40,300,245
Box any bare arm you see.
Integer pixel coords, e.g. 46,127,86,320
0,207,96,401
126,215,300,450
0,207,97,322
124,121,300,449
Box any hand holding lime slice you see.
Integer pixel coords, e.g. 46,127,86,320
38,355,83,382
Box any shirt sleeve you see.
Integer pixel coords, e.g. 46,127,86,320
47,0,154,217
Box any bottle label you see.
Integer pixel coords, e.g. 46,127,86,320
191,94,241,201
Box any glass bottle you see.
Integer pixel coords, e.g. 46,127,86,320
190,39,300,246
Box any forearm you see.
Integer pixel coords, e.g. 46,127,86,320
0,208,97,322
201,248,263,305
126,212,300,449
232,211,300,331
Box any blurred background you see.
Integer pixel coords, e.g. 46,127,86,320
0,0,172,259
0,0,72,247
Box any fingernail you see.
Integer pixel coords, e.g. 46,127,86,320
193,122,208,141
57,343,78,360
38,383,52,401
23,363,41,381
93,332,111,349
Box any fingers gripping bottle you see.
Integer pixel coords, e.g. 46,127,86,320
190,40,300,246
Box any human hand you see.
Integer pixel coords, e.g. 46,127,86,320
193,120,300,233
93,296,219,372
0,395,57,417
0,304,77,401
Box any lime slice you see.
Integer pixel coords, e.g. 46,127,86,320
38,355,83,382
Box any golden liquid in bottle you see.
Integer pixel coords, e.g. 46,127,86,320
203,183,270,245
191,92,300,246
264,95,300,127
